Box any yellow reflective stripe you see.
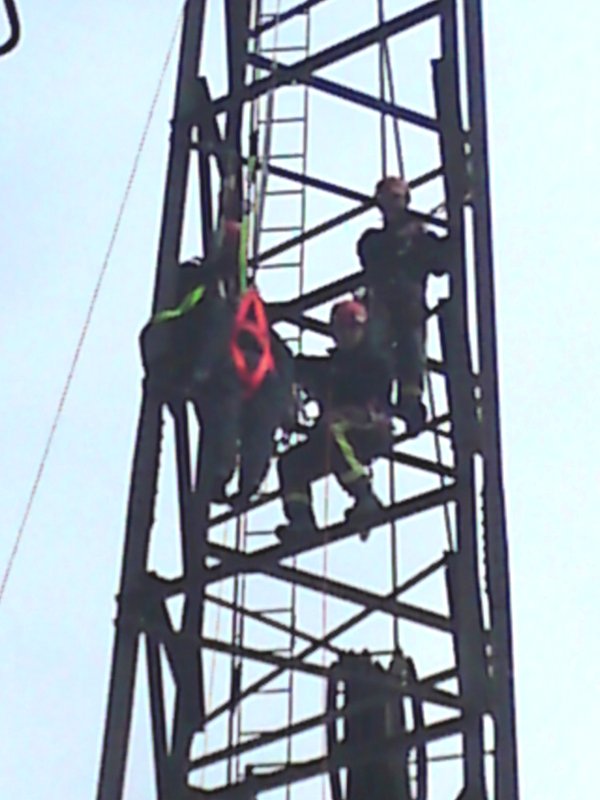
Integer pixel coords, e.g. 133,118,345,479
286,491,310,505
339,468,366,485
239,152,257,293
238,214,250,293
402,384,422,398
152,283,206,324
330,420,368,481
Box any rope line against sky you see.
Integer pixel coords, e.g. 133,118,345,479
0,7,184,609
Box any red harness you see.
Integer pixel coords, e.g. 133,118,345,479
230,289,275,397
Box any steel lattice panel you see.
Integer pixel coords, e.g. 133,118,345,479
96,2,518,800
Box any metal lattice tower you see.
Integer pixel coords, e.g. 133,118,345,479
96,2,519,799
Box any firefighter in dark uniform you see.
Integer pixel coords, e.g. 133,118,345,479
276,300,393,536
357,176,448,432
202,290,295,507
139,250,236,396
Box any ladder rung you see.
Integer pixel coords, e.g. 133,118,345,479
245,529,277,537
258,687,291,695
258,262,302,270
258,116,305,124
260,225,302,232
260,46,306,53
268,153,304,160
255,607,293,615
264,189,303,196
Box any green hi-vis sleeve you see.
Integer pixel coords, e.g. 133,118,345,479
238,215,249,294
239,153,258,293
151,283,206,324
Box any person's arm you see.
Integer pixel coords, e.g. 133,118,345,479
419,230,450,278
293,354,330,397
356,228,379,270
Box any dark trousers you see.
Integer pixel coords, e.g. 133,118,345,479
370,293,426,403
200,371,288,500
278,411,391,516
393,320,426,401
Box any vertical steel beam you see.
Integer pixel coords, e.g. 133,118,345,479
96,3,208,799
463,2,520,798
95,395,163,800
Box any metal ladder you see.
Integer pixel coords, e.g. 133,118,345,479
225,2,312,797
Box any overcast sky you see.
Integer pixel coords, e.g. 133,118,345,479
1,1,599,798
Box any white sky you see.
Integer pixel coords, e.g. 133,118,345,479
1,1,599,798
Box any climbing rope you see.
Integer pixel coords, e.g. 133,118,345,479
377,0,403,649
199,541,227,784
377,0,454,556
377,0,404,179
0,8,183,609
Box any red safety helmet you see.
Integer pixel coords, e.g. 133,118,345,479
331,300,368,329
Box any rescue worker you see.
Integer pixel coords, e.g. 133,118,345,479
357,176,448,432
140,168,242,393
201,290,295,507
276,299,393,537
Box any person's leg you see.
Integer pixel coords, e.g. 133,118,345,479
276,421,329,533
329,418,387,537
198,380,240,502
238,398,277,503
395,319,427,432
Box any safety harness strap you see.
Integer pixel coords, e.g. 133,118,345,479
230,288,275,397
239,130,259,294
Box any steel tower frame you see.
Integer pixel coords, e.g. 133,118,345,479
96,2,519,799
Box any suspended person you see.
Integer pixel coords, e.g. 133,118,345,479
200,288,295,506
357,176,448,432
139,163,246,395
276,300,393,538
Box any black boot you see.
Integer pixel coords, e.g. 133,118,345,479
210,477,231,505
344,483,384,541
276,501,316,539
401,397,427,434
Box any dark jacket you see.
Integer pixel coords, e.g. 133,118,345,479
140,260,233,387
294,334,393,413
357,222,446,316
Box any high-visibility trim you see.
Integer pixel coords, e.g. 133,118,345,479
238,212,250,294
152,283,206,324
330,420,368,482
402,383,422,398
230,289,275,397
338,468,366,485
239,132,259,293
286,491,310,505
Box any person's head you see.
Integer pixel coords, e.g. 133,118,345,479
374,176,411,222
330,300,368,349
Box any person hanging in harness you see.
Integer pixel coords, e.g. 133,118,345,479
276,299,393,538
139,175,242,395
357,176,448,432
202,288,295,506
139,255,235,396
